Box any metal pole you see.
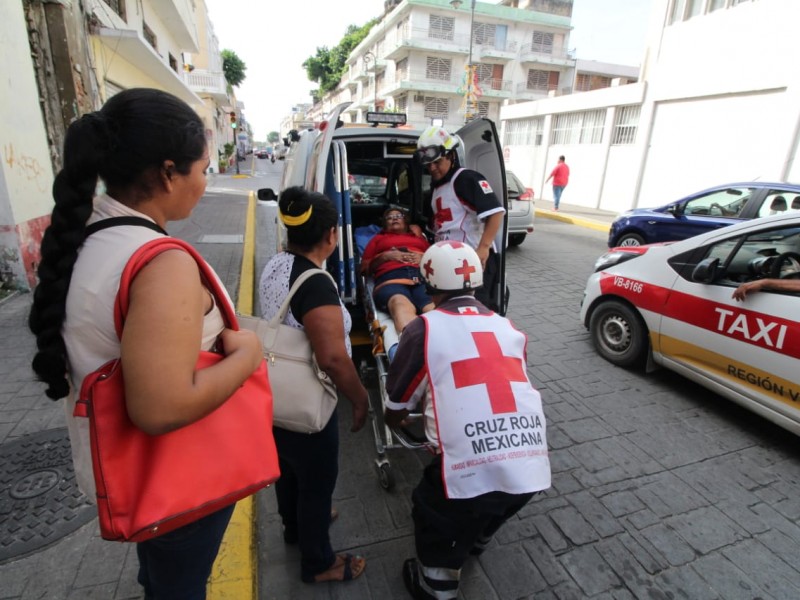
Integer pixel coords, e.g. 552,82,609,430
466,0,475,123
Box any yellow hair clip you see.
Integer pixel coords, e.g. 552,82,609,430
279,205,313,226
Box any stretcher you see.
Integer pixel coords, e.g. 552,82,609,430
354,227,430,490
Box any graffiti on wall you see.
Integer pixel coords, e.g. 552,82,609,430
3,143,48,193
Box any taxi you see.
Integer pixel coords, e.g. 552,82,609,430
580,212,800,436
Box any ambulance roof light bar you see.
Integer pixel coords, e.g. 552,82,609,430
366,112,407,127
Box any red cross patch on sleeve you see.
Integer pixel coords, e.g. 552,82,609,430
479,180,493,194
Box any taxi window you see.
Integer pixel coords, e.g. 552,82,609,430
712,226,800,285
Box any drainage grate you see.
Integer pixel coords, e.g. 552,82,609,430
0,428,94,563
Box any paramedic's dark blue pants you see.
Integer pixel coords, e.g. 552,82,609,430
410,456,534,596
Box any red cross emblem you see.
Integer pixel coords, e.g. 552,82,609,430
451,332,527,414
479,180,493,194
434,197,453,230
423,258,434,278
454,259,476,284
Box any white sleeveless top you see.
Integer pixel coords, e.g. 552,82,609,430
62,194,227,498
422,308,551,499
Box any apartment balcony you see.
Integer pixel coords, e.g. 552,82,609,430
384,26,472,61
94,27,201,106
476,40,518,62
186,69,228,103
519,47,576,67
146,0,199,52
477,78,513,99
382,71,461,98
514,82,555,101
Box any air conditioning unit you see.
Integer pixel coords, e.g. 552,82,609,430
413,94,425,103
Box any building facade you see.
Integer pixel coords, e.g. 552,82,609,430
500,0,800,213
1,0,237,291
308,0,635,131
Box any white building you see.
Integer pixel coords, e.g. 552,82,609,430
311,0,637,131
501,0,800,213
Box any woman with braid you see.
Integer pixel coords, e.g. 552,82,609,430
28,88,263,599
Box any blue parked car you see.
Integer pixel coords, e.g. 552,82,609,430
608,182,800,247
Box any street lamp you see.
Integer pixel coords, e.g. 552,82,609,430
363,51,378,112
450,0,476,123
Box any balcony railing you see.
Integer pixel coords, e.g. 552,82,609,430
186,70,228,101
519,47,576,64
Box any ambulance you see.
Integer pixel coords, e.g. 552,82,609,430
580,212,800,436
258,104,509,487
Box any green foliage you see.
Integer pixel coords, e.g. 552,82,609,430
303,20,377,95
221,142,235,158
221,49,247,87
267,131,280,143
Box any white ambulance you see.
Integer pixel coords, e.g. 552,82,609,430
580,212,800,436
258,104,509,488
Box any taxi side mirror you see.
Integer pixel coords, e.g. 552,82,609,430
692,257,721,283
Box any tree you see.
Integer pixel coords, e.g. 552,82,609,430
267,131,280,144
221,49,246,87
303,20,376,95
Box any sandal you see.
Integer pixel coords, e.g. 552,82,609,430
304,553,366,583
402,558,426,599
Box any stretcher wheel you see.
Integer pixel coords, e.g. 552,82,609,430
376,462,395,490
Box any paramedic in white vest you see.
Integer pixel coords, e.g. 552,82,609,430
416,127,505,312
385,241,551,600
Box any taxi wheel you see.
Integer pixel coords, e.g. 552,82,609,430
589,300,648,368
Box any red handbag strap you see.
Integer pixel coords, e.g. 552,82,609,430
113,238,239,339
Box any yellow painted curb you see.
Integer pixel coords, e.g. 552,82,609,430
233,174,251,179
534,208,611,233
207,190,258,600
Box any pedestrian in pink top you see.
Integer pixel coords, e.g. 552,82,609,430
545,155,570,210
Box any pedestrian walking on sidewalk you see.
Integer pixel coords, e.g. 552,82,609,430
384,242,551,600
545,155,570,210
28,88,264,600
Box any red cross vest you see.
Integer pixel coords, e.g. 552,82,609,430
432,168,484,249
422,308,551,499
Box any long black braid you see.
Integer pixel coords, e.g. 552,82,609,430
28,88,206,399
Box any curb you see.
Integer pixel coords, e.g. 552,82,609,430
535,208,611,233
207,191,259,600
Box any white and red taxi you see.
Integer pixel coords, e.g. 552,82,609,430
580,212,800,436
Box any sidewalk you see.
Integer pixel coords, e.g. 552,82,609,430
0,196,612,599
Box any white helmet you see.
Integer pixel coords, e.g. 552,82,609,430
416,126,459,164
420,241,483,292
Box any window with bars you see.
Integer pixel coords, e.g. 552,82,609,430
551,110,605,145
396,96,407,112
103,0,126,20
611,105,640,145
531,31,554,54
429,15,455,41
575,74,612,92
503,118,544,146
168,53,178,73
426,57,452,82
473,22,496,45
686,0,704,18
475,63,504,90
475,101,489,119
527,69,557,91
143,22,157,50
424,97,449,120
396,58,408,81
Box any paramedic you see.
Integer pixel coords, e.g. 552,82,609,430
360,207,434,335
384,241,551,600
415,127,505,312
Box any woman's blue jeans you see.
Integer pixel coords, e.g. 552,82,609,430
136,502,235,599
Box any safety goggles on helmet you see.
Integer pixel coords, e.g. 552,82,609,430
415,145,446,165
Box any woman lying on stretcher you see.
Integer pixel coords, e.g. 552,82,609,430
360,208,434,357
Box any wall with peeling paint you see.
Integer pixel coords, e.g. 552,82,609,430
0,2,55,290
